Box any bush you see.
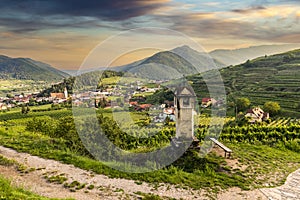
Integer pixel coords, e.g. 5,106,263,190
26,116,57,136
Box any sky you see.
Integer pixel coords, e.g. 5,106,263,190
0,0,299,69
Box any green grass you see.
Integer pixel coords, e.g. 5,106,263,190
0,120,299,192
0,155,16,166
100,76,144,85
0,79,49,96
0,175,73,200
0,122,246,191
1,108,300,193
45,174,68,184
226,142,300,187
0,108,72,121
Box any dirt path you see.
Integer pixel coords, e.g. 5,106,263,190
260,168,300,200
0,145,297,200
0,146,204,200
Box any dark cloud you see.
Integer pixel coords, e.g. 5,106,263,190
0,0,169,33
0,14,117,33
0,0,169,21
232,6,266,14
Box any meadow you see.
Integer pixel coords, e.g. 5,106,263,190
0,107,300,195
0,79,48,96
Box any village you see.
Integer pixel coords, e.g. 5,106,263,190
0,80,269,124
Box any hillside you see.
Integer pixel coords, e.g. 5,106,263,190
210,44,300,66
116,45,225,80
190,49,300,117
38,70,124,96
0,55,69,82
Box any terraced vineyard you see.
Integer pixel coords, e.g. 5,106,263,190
268,117,300,127
189,49,300,117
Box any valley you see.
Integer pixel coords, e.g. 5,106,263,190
1,46,300,200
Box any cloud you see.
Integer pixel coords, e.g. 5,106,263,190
0,0,171,33
160,4,300,44
0,14,117,33
0,0,170,21
232,6,266,14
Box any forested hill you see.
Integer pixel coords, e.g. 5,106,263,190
38,70,124,97
115,45,225,80
0,55,69,82
190,49,300,117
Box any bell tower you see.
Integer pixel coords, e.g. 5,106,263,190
64,87,68,99
174,85,197,139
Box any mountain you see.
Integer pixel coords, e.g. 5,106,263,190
115,45,225,80
190,48,300,117
0,55,69,82
210,44,300,66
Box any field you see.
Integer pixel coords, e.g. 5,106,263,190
0,79,48,96
0,107,300,198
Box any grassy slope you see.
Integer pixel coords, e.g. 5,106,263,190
0,109,300,192
0,55,68,82
190,49,300,117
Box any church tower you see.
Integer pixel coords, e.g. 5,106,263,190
174,85,197,140
64,87,68,99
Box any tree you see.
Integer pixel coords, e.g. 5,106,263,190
6,94,13,98
26,106,30,113
164,116,170,126
244,60,252,67
263,101,280,116
236,97,251,112
21,104,26,114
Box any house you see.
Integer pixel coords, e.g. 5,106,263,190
245,107,269,123
50,87,68,100
163,107,175,115
6,104,12,109
50,93,65,99
135,104,152,111
0,103,7,111
201,98,217,108
129,101,138,107
73,99,83,107
163,107,176,121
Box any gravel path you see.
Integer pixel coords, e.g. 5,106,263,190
0,146,203,200
261,168,300,200
0,145,299,200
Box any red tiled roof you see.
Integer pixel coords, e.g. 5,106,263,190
139,104,152,109
129,101,138,105
50,93,65,99
202,98,211,103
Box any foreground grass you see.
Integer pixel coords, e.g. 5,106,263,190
227,143,300,188
1,122,300,193
0,155,74,200
0,123,248,192
0,175,74,200
1,109,300,192
0,154,72,200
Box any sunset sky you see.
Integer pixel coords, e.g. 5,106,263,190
0,0,299,69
